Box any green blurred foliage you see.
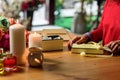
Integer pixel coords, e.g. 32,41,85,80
55,0,103,31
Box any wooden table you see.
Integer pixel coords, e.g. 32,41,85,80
1,32,120,80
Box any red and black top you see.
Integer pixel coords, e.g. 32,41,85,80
90,0,120,45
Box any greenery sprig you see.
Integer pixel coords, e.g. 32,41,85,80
0,16,10,32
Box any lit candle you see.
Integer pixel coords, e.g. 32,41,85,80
28,47,43,67
9,21,26,65
28,32,42,48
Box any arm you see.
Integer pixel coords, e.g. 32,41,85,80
89,0,108,42
90,19,103,42
67,0,109,50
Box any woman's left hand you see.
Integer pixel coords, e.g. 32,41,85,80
105,40,120,56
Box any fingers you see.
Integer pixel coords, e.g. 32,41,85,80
107,40,120,56
76,35,89,44
67,35,89,50
104,50,111,55
105,41,113,48
72,36,81,43
76,37,85,44
68,40,72,50
67,36,81,50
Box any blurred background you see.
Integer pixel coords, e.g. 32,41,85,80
0,0,105,34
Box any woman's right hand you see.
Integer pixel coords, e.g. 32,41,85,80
67,34,90,50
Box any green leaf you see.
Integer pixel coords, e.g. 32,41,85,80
0,16,10,29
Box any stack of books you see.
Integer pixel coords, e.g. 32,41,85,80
71,41,113,57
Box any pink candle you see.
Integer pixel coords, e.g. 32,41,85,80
28,32,42,48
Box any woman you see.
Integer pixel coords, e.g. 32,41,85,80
68,0,120,56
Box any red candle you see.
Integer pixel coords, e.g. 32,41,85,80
3,54,17,72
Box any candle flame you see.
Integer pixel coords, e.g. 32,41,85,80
34,58,40,63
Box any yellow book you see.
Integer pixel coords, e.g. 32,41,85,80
71,42,104,54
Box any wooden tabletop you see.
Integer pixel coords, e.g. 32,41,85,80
1,32,120,80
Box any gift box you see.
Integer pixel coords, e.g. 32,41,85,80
41,35,63,51
71,41,104,54
71,41,112,55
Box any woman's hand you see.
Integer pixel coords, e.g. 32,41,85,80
67,34,90,50
105,40,120,56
